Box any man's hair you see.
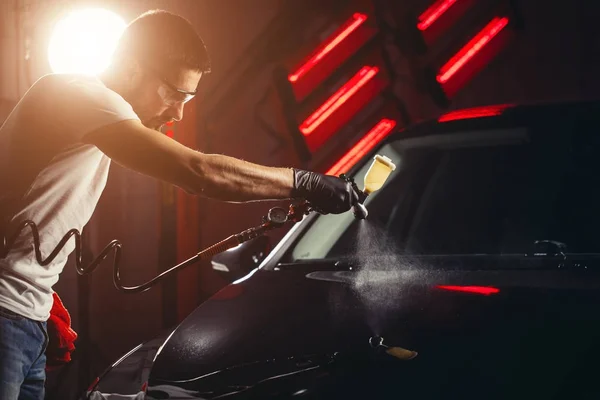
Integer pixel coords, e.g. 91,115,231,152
113,10,211,74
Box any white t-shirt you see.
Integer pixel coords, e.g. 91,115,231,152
0,73,140,321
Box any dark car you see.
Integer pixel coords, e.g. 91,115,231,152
85,100,600,400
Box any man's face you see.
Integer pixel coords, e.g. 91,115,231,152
127,65,203,131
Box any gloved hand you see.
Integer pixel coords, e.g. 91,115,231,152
292,169,359,214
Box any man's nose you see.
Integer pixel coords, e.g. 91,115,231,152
167,102,185,122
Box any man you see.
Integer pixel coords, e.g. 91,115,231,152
0,10,358,399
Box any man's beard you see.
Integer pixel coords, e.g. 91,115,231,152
143,117,168,132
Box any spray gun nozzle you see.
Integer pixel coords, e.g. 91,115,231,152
353,202,369,219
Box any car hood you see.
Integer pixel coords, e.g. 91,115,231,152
142,256,600,399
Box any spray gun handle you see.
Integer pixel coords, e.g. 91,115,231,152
339,174,367,204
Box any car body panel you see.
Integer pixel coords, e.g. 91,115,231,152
86,100,600,399
142,260,600,398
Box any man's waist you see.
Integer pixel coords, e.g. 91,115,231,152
0,270,52,321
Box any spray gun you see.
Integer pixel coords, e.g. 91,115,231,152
340,155,397,220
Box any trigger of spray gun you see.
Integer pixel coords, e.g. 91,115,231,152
340,174,369,220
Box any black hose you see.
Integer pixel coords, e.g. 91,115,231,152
0,203,307,295
0,220,240,294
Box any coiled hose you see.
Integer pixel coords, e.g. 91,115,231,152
0,219,266,294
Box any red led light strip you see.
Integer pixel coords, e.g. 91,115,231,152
436,285,500,295
326,118,396,176
300,66,379,136
437,16,509,84
417,0,458,31
288,13,368,83
438,104,511,122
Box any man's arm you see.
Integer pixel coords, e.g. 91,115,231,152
83,120,294,202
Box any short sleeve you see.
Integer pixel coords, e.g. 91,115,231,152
42,74,140,143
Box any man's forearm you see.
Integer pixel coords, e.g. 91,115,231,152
184,152,295,202
84,120,296,202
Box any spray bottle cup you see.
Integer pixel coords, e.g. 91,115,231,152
348,154,396,219
363,155,396,195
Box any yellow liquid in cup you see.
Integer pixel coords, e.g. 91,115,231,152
363,155,396,195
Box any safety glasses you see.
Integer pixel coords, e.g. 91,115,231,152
144,64,197,106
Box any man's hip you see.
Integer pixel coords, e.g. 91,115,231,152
0,306,48,400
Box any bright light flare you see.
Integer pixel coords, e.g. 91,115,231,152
48,8,126,75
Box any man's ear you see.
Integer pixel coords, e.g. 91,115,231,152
121,56,144,86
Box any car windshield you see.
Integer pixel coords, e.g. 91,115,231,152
285,120,600,262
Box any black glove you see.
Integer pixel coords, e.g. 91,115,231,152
292,169,359,214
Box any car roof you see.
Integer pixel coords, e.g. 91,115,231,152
345,98,599,177
394,98,600,140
